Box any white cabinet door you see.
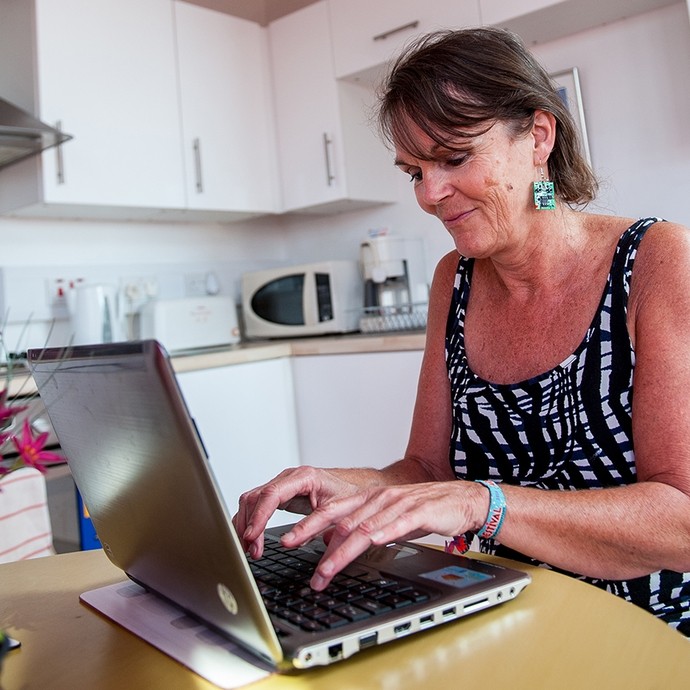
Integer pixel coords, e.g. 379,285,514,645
328,0,481,80
291,351,423,469
269,1,398,213
479,0,677,45
32,0,185,210
174,2,279,215
177,359,300,525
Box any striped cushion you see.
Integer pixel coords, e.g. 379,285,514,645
0,466,54,563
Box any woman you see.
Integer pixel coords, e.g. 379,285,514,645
235,28,690,634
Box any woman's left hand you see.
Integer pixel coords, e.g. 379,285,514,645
280,480,488,590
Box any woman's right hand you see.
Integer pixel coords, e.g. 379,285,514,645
232,466,366,559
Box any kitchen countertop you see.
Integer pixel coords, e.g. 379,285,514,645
2,331,426,394
172,330,426,372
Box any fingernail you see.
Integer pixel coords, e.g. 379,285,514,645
311,573,327,590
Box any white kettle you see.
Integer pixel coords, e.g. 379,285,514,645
68,284,125,345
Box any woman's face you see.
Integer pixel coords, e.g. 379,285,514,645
394,119,537,259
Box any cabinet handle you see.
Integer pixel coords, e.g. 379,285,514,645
323,133,335,186
373,20,419,42
193,137,203,193
55,120,65,185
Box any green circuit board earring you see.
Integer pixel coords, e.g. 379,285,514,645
533,164,556,210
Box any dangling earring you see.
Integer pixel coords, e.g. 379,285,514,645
533,162,556,211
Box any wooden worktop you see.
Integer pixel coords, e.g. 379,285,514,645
172,331,426,373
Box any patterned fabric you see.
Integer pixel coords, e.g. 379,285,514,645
445,217,690,635
0,466,54,564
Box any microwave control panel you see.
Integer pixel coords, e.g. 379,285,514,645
315,273,333,322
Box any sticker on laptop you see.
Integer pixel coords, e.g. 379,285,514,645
420,565,493,589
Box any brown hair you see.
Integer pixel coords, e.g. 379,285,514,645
377,27,597,205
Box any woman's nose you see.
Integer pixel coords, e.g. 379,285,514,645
416,168,452,206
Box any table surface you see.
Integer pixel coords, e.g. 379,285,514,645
1,549,689,689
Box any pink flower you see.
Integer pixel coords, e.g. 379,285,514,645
10,419,62,474
0,388,27,424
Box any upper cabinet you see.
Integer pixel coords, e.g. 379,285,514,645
173,2,279,217
269,1,399,214
328,0,482,80
0,0,278,221
0,0,185,219
480,0,680,45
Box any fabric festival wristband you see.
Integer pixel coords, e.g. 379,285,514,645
475,479,506,540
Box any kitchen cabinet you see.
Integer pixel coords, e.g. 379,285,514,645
0,0,185,219
268,1,399,214
0,0,278,221
480,0,679,45
177,358,300,525
173,2,279,216
291,351,424,469
327,0,482,80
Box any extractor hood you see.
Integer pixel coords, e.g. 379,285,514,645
0,97,73,169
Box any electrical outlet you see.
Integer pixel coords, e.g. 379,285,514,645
121,276,159,315
45,276,85,317
184,272,208,297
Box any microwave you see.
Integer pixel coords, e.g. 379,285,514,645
241,260,363,339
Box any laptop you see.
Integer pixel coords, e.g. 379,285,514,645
27,340,530,672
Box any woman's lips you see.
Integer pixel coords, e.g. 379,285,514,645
441,208,474,226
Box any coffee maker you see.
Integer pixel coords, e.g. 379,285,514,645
359,235,429,331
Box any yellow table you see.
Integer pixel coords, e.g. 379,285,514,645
1,549,688,689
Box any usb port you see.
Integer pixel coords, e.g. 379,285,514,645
420,614,434,627
442,606,457,618
359,632,378,649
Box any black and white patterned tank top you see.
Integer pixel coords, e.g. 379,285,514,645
446,217,690,635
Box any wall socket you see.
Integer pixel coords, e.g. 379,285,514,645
122,276,159,314
45,276,86,318
184,272,208,297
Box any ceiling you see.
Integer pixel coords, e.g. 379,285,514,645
185,0,320,26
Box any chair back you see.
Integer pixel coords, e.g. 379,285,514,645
0,467,54,563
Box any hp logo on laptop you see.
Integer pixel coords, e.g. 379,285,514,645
217,583,239,615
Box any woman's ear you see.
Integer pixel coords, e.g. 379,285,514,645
532,110,557,165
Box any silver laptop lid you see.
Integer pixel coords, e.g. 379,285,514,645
28,340,283,668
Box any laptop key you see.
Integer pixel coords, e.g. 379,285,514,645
377,594,414,609
357,599,392,615
315,613,349,629
333,604,372,622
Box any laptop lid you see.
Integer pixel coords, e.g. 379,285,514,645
28,340,530,671
28,340,283,667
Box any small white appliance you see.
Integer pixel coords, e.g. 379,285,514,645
359,235,429,332
241,260,362,339
67,283,125,345
139,296,240,352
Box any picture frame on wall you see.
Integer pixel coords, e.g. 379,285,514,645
550,67,592,165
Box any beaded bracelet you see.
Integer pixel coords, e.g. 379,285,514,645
475,479,506,540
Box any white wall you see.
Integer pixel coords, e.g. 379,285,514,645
0,3,688,292
532,2,690,224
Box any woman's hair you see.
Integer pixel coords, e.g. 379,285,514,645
377,27,597,205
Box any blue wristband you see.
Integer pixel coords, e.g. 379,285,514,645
475,479,506,540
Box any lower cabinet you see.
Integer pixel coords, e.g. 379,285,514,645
176,349,424,529
176,358,300,526
291,351,424,470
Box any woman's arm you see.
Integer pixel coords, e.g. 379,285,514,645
500,221,690,578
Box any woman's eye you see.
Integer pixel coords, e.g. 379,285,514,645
408,170,422,183
447,154,469,167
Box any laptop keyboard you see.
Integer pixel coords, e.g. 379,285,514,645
250,541,430,633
